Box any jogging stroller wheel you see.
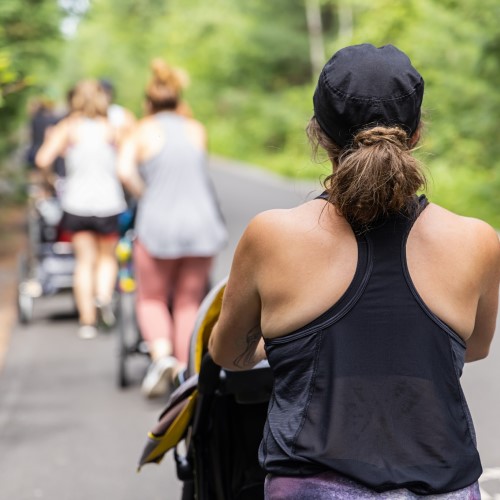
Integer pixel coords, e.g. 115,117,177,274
116,291,143,388
117,314,129,388
116,291,132,388
17,253,34,325
118,349,129,388
180,480,195,500
17,291,34,325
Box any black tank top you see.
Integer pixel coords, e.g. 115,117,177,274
258,195,482,495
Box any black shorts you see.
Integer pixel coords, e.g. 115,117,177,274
61,212,119,235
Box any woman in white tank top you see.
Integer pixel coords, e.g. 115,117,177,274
36,79,126,339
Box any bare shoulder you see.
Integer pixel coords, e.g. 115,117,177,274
123,107,136,123
229,208,307,296
54,115,71,130
460,214,500,273
183,117,207,148
251,207,296,226
240,201,331,253
417,203,500,270
424,203,498,244
132,116,160,140
238,209,291,251
184,116,205,131
464,215,500,253
57,116,81,142
62,115,86,131
245,204,312,236
136,115,158,131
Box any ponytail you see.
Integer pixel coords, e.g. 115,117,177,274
307,117,426,227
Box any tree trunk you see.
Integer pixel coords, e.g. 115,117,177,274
338,1,353,40
305,0,325,78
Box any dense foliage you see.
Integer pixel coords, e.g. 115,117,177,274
1,0,499,224
0,0,63,153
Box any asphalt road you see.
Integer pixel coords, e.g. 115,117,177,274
0,157,499,500
0,157,318,500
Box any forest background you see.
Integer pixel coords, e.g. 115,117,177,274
1,0,499,226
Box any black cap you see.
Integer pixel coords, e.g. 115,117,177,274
313,44,424,148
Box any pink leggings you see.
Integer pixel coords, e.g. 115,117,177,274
133,240,212,365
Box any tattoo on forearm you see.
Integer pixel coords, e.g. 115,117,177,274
233,325,262,369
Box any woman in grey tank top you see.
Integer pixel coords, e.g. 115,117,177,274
118,59,227,398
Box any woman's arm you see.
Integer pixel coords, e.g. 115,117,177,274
209,216,268,370
35,120,68,170
117,130,145,198
465,223,500,362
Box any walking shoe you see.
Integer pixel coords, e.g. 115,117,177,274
96,300,116,329
141,356,178,398
78,324,98,340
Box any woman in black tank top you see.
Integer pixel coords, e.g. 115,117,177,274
209,44,500,499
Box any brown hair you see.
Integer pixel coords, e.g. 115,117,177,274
70,79,108,118
307,117,427,228
145,58,188,113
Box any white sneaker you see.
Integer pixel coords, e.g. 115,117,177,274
141,356,178,398
78,325,98,340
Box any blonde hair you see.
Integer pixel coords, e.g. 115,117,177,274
145,58,189,113
307,117,427,228
70,79,108,118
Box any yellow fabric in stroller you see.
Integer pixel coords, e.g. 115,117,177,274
137,277,227,470
138,391,198,468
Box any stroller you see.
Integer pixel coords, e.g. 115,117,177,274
114,218,151,389
17,193,75,324
138,277,273,500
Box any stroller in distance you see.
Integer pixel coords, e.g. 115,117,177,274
138,277,273,500
17,192,75,324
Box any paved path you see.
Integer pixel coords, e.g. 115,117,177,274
0,158,317,500
0,157,499,499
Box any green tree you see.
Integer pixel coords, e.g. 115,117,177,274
0,0,63,156
7,0,498,224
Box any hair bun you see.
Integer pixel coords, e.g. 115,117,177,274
150,58,189,91
150,58,172,83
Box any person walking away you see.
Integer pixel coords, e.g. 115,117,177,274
118,58,227,398
36,79,127,339
99,79,136,143
209,44,500,499
26,97,59,196
27,97,58,169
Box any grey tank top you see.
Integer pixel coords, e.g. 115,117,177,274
135,112,228,258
